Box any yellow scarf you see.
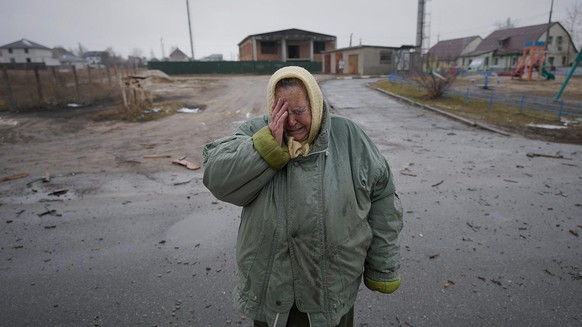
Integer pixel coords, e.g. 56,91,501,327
266,66,323,158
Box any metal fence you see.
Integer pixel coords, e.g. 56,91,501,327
387,73,582,120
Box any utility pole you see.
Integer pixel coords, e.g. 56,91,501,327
544,0,554,55
160,37,165,60
186,0,195,61
416,0,426,70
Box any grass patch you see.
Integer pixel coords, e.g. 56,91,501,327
371,80,582,144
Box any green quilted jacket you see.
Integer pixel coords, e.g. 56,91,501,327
202,104,403,327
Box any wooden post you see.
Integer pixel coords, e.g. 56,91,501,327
1,67,17,112
72,65,80,100
34,66,43,105
106,65,112,85
51,66,62,103
87,66,93,98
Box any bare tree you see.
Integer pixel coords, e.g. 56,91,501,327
564,2,582,50
413,69,457,99
76,43,87,57
495,17,516,30
131,48,143,58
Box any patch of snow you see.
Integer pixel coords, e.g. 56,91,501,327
67,103,82,108
177,108,200,113
527,123,567,129
0,117,18,126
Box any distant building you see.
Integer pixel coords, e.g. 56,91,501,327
427,36,482,69
462,22,578,71
127,55,146,67
83,51,108,68
169,48,190,62
200,53,223,61
238,28,336,62
53,47,88,69
0,38,59,66
322,45,413,75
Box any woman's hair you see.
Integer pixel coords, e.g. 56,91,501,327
276,77,305,90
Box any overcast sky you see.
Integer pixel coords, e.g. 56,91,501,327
0,0,578,60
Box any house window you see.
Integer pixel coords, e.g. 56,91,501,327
562,56,566,66
26,58,31,63
8,48,13,54
548,57,554,65
314,41,325,54
261,41,277,54
24,48,29,54
512,56,518,65
557,36,563,51
547,36,553,45
494,58,499,65
380,51,392,64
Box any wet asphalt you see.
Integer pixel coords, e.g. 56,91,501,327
0,78,581,327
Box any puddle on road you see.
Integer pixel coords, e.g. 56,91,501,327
165,205,239,247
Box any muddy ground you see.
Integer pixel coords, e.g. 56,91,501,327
1,72,580,180
0,75,273,177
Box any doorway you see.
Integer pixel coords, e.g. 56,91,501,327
288,45,300,59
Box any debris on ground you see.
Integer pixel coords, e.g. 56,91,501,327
399,167,417,177
526,152,571,159
26,172,51,187
172,158,201,170
0,172,29,183
48,189,68,197
143,154,172,159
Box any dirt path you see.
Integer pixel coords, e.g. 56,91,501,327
0,75,270,177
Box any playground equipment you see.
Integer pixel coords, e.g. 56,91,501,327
513,41,554,80
554,50,582,100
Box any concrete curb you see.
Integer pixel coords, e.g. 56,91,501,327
369,85,512,136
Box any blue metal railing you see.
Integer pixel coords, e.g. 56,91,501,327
386,74,582,120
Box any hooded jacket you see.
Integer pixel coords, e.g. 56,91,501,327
202,68,403,327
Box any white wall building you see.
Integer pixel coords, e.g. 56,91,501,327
0,38,59,66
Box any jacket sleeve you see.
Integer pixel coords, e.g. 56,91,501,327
364,160,403,282
202,117,289,206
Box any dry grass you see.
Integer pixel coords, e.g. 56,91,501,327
0,66,152,119
372,77,582,144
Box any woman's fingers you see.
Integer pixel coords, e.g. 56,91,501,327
270,99,287,146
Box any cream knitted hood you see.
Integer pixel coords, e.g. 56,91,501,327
266,66,323,158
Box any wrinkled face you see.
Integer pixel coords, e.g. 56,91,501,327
275,85,311,143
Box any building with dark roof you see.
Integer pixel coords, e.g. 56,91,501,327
0,38,59,66
427,36,482,69
168,48,189,62
53,47,88,69
238,28,336,62
462,22,578,71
